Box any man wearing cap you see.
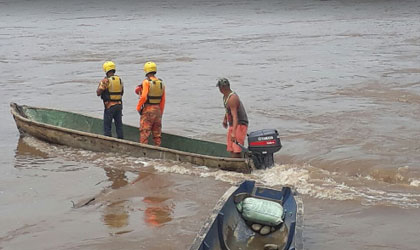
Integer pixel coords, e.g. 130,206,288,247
97,61,124,139
217,78,249,158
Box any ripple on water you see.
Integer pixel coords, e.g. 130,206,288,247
17,134,420,209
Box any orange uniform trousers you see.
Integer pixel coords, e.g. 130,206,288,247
140,104,162,146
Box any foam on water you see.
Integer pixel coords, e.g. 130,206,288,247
410,179,420,187
20,136,420,208
150,162,420,208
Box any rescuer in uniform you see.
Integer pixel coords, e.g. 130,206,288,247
96,61,124,139
136,62,166,146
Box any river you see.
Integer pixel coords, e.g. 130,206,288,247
1,0,420,249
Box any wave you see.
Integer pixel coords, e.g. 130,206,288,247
16,136,420,208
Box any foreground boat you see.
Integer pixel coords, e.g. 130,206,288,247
190,180,303,250
10,103,251,173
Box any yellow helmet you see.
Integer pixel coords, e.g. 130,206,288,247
103,61,116,73
144,61,157,75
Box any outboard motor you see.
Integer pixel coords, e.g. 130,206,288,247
247,129,282,169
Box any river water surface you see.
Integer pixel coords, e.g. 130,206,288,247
1,0,420,249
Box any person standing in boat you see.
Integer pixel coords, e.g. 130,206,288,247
96,61,124,139
136,61,166,146
217,78,249,158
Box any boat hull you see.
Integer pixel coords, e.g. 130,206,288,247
189,180,303,250
10,103,251,173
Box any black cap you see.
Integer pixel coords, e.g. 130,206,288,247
216,78,230,87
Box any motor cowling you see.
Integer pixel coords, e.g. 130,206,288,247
247,129,282,169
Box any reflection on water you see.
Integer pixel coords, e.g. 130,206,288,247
132,172,174,227
104,167,128,189
103,200,129,228
15,136,49,159
143,196,174,227
102,167,129,228
99,169,174,229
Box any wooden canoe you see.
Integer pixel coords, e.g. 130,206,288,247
10,103,252,173
189,180,303,250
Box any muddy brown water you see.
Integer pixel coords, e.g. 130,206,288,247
1,0,420,249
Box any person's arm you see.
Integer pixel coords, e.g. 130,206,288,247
96,78,108,96
120,80,124,96
159,87,165,115
136,81,149,112
222,114,228,128
228,95,240,141
135,84,142,95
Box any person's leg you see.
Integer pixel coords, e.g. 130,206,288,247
151,111,162,146
226,126,234,154
113,104,124,139
140,107,153,144
103,108,112,137
230,125,247,158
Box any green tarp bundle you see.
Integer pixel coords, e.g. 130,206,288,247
237,197,284,226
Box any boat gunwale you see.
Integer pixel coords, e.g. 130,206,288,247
189,185,238,250
189,181,303,250
10,102,248,163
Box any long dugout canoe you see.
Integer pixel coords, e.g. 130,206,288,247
10,103,252,173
